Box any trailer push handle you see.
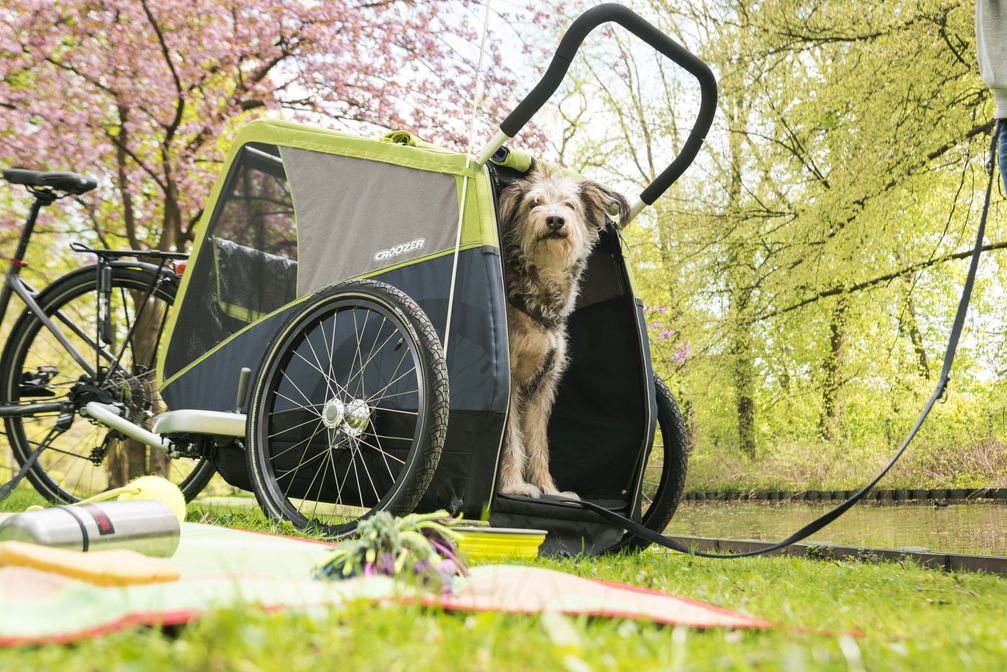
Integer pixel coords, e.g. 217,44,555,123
474,3,718,222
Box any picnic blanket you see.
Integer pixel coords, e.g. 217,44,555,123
0,523,770,645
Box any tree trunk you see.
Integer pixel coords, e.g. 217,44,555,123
682,397,699,453
894,251,930,379
819,294,848,440
731,300,756,458
904,291,930,378
723,91,756,459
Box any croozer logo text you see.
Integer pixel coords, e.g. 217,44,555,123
374,238,425,262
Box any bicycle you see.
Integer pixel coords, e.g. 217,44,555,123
0,169,213,503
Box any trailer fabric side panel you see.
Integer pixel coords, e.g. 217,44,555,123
160,143,296,385
280,148,460,297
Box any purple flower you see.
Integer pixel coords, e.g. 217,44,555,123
429,538,455,559
672,341,692,365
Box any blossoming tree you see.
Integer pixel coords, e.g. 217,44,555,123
0,0,521,486
0,0,516,250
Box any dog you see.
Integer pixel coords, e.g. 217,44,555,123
496,165,628,499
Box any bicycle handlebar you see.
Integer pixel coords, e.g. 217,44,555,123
487,3,718,209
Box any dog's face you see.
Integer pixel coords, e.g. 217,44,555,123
499,167,627,271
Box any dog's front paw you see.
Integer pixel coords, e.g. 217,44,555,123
540,484,580,500
542,488,580,500
500,482,542,498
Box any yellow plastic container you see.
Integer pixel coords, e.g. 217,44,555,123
454,526,546,561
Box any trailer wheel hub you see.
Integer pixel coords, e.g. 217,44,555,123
343,398,371,437
321,398,345,430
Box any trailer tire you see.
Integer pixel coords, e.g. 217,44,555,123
608,375,689,553
246,279,448,537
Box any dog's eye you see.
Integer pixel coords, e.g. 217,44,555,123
563,200,575,208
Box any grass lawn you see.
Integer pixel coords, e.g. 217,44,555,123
0,489,1005,670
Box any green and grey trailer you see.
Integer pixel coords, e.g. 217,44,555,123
5,4,716,554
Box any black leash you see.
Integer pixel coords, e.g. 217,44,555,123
557,121,1002,558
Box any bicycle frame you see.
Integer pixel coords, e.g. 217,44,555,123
0,188,184,419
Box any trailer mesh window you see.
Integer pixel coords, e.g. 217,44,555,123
163,143,296,379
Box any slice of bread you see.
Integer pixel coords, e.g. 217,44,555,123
0,541,180,586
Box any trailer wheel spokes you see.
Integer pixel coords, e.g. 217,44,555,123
248,280,448,538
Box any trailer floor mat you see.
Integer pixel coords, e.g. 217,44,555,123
0,523,770,646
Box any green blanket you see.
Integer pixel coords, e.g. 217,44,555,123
0,523,769,645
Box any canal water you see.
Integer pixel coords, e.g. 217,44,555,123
665,501,1007,556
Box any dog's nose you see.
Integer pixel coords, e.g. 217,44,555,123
546,215,566,230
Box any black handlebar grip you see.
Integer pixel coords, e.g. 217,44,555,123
499,3,718,206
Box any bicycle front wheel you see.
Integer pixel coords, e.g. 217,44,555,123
0,265,213,503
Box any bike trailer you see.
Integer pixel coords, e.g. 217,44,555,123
149,3,715,554
0,4,713,556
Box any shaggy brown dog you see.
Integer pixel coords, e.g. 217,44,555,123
496,166,628,499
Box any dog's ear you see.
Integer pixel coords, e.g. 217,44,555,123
497,178,529,231
580,181,630,229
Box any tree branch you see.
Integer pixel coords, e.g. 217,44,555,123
140,0,185,141
755,241,1007,322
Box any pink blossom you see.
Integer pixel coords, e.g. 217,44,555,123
0,1,552,250
672,341,692,365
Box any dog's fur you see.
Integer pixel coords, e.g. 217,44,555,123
496,165,628,499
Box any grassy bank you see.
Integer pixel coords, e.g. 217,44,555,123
685,436,1007,493
0,489,1005,669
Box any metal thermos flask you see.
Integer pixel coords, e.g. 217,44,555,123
0,500,180,557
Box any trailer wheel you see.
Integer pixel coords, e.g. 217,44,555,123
609,374,689,553
246,279,448,537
